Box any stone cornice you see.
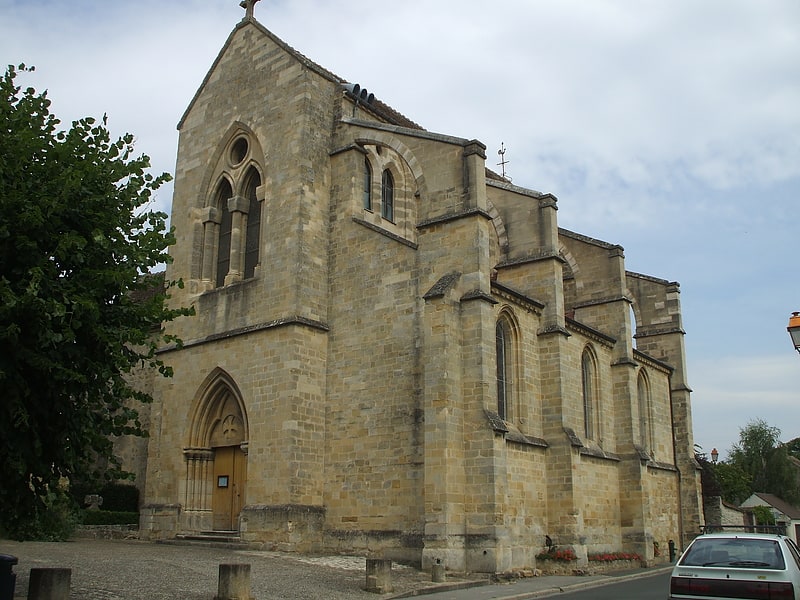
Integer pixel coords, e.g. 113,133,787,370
491,281,545,313
353,217,418,249
461,289,498,305
496,250,566,268
634,325,686,339
633,349,674,374
417,207,493,230
572,295,633,310
157,316,329,354
565,317,616,347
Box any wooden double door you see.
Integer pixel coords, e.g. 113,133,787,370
211,446,247,531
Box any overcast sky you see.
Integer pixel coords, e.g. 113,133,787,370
2,0,799,461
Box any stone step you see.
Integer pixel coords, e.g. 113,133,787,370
159,531,250,549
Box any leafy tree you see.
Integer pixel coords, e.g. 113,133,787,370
0,64,192,539
785,437,800,461
709,460,753,505
727,419,800,506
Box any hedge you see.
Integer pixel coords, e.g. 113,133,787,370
81,510,139,526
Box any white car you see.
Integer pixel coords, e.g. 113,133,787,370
669,532,800,600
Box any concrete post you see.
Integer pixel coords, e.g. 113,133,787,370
365,559,392,594
214,563,252,600
431,558,445,583
27,568,71,600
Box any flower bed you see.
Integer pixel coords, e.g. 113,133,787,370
535,548,578,575
536,550,643,576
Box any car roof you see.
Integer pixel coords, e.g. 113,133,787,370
695,532,788,541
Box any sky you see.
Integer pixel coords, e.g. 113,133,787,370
2,0,799,461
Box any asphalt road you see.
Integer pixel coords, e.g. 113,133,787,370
536,570,671,599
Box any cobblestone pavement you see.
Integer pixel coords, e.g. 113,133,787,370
0,538,488,599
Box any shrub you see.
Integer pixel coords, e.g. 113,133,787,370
70,482,139,512
81,510,139,526
97,484,139,512
2,488,79,541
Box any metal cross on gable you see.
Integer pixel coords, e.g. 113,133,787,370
240,0,261,20
497,142,511,181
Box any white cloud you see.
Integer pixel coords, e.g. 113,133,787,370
2,0,799,457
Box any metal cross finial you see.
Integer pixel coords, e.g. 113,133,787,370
240,0,261,20
497,142,511,181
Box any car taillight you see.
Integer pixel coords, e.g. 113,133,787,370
670,577,794,599
767,581,795,600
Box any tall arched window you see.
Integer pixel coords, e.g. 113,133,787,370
381,169,394,221
243,167,262,279
581,348,598,439
496,318,513,420
638,370,653,453
363,158,373,210
215,179,233,288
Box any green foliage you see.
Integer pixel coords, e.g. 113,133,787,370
80,510,138,526
0,64,193,539
709,460,753,505
752,505,776,526
1,487,79,542
716,419,800,506
785,437,800,461
69,482,139,512
699,421,800,506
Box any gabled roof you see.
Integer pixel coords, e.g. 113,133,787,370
750,492,800,520
178,16,422,131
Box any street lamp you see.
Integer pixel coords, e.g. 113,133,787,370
788,312,800,354
711,448,719,464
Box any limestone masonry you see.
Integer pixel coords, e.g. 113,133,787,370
130,10,702,573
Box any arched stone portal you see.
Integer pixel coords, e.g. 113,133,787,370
183,368,249,532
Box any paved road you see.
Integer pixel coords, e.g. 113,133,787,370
533,570,670,599
0,537,671,600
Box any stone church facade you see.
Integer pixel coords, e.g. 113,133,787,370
134,9,702,573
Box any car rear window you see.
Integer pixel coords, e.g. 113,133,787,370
680,538,786,569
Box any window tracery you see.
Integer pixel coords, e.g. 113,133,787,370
199,131,264,290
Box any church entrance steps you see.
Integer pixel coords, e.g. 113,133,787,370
161,531,249,549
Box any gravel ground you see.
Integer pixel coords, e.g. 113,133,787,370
0,538,486,599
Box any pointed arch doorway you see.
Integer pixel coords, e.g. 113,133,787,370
212,443,247,531
184,370,249,532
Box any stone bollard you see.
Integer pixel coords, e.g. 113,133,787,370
431,558,445,583
27,568,71,600
214,563,253,600
365,559,393,594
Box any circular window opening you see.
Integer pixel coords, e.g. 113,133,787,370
230,137,249,166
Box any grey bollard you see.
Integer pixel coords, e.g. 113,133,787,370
0,554,18,600
431,558,445,583
214,563,253,600
365,558,392,594
27,568,71,600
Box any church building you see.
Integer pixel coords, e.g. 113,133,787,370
135,3,702,573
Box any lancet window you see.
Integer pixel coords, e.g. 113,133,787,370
200,132,264,289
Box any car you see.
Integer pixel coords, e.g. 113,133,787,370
669,531,800,600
